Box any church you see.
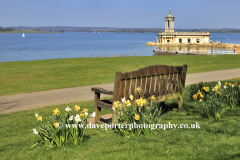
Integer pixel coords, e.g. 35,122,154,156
157,10,210,44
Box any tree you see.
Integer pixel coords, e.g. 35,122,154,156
33,28,41,31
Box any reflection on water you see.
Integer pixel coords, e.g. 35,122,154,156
155,45,236,54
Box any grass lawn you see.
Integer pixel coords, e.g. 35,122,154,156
1,54,240,96
0,80,240,160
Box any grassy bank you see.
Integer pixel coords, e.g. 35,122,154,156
0,81,240,160
1,55,240,96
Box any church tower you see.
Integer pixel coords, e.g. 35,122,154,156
165,9,175,32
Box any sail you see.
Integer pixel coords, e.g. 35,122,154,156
22,33,25,38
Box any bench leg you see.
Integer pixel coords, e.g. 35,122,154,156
94,92,101,124
178,97,183,111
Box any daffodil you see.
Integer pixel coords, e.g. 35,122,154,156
202,86,210,92
130,95,134,100
121,97,126,104
200,94,204,98
199,99,203,102
75,114,81,123
136,86,141,93
74,105,80,112
214,85,220,91
53,108,60,116
151,95,155,100
228,82,232,86
126,100,131,107
80,112,85,118
217,81,221,86
233,77,236,81
224,82,228,85
224,85,227,89
90,111,96,118
197,90,202,95
84,112,89,117
112,106,116,111
113,101,120,108
65,106,71,112
113,101,121,111
69,115,74,121
136,97,147,106
193,94,198,99
83,108,88,113
135,114,140,120
35,112,39,118
54,122,59,128
33,128,38,134
37,116,42,121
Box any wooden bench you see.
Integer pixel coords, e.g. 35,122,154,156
91,64,187,124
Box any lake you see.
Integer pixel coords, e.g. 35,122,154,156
0,32,239,62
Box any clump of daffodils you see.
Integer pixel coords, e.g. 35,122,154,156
32,105,96,147
112,87,162,137
191,78,240,120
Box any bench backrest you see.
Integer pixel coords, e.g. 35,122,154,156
113,64,187,101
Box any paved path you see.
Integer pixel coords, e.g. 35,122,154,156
1,68,240,115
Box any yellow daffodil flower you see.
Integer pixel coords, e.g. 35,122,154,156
135,114,140,120
202,86,210,92
151,95,155,100
126,100,131,107
136,86,141,93
54,122,59,128
53,108,60,116
74,105,80,112
83,108,88,113
214,85,220,91
130,95,134,100
37,116,42,121
193,94,198,99
197,90,202,95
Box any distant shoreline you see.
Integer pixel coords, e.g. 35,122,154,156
0,31,58,33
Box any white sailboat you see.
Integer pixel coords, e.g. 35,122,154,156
93,31,95,33
99,31,100,33
22,33,25,38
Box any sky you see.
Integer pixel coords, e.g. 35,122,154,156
1,0,240,29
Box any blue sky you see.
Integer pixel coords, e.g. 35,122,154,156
1,0,240,29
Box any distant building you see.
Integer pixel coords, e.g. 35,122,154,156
157,9,210,44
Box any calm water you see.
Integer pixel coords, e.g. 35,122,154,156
0,32,239,62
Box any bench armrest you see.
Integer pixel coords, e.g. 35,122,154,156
91,87,113,95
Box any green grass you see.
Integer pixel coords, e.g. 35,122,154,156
1,54,240,96
0,80,240,160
